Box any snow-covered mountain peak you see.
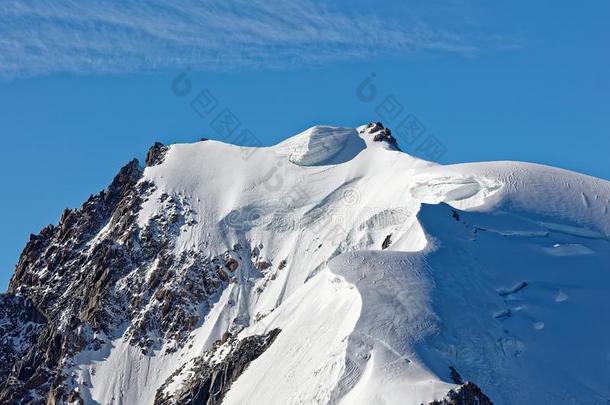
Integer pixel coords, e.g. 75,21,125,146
2,122,610,405
272,122,401,166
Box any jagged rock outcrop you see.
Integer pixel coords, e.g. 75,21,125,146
154,329,281,405
361,122,400,150
146,142,169,167
0,294,46,382
0,155,227,403
428,382,493,405
1,159,145,404
381,234,392,250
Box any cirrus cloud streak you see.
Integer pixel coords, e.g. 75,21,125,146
0,0,478,79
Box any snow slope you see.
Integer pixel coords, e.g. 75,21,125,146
71,124,610,404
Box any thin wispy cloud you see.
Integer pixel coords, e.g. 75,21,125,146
0,0,478,79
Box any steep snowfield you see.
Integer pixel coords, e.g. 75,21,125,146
73,124,610,404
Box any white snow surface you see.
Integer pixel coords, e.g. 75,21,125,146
73,124,610,404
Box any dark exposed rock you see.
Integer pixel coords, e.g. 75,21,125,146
154,329,281,405
217,268,229,282
225,257,240,272
146,142,169,167
255,260,272,271
364,122,400,150
1,159,147,402
0,156,229,403
366,122,384,132
427,382,493,405
0,294,46,382
221,331,232,344
372,128,399,149
382,234,392,250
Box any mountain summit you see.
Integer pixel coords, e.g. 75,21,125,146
1,124,609,405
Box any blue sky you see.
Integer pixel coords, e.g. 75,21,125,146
1,1,609,288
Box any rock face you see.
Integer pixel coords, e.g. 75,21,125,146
154,329,281,405
428,382,493,405
1,158,144,404
0,143,283,404
0,154,227,403
381,234,392,250
146,142,169,167
0,294,46,382
361,122,400,150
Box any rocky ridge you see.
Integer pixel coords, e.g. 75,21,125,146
154,329,281,405
0,144,236,404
